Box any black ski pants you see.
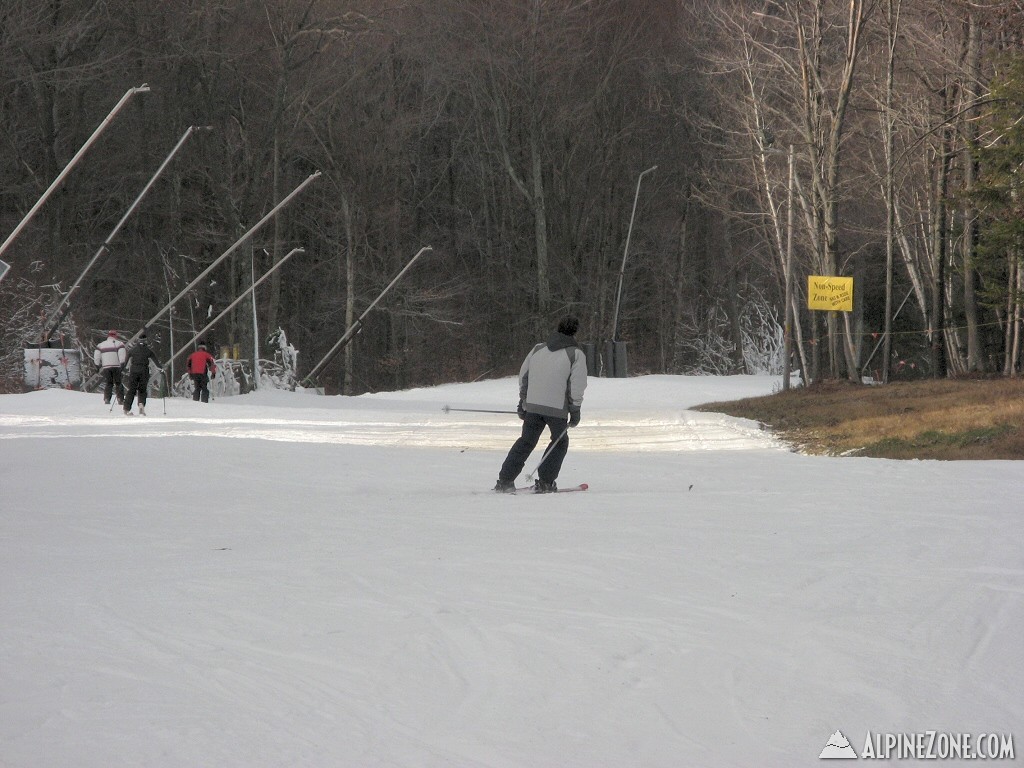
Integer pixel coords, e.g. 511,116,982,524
191,373,210,402
499,412,569,485
123,371,150,411
101,368,123,404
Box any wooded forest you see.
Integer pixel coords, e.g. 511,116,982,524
2,0,1024,394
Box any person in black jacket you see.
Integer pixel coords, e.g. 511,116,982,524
123,330,163,416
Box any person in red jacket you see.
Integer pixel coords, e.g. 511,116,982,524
186,340,217,403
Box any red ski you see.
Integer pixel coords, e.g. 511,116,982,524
515,483,588,494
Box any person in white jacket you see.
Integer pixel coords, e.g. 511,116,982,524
494,315,587,493
93,330,127,405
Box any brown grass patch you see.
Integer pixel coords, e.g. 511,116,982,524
694,377,1024,460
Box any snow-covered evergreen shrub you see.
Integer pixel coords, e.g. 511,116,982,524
258,328,299,390
675,305,739,376
169,328,299,398
674,290,783,376
738,294,784,375
169,359,241,399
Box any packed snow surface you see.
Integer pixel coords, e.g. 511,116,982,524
1,375,1021,767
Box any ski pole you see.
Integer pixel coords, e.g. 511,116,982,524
525,427,570,482
108,368,122,412
441,405,517,414
162,369,167,415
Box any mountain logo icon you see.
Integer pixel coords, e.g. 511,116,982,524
820,730,858,759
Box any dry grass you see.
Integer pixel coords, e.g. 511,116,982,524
694,377,1024,460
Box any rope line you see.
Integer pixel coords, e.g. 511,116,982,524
801,319,1007,344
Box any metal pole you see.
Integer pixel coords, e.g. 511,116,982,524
610,164,657,341
164,248,304,370
525,427,570,482
162,255,176,384
783,145,794,390
41,124,205,342
302,246,432,386
130,171,321,347
0,85,150,264
251,249,260,388
82,173,319,393
441,405,517,414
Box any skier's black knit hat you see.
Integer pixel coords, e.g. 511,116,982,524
557,316,579,336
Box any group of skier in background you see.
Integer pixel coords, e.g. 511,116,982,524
93,330,217,415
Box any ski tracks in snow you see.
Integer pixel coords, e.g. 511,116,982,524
0,405,782,454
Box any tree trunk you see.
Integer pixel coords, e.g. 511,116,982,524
962,9,984,372
267,128,283,349
1014,264,1023,376
530,121,550,317
930,136,948,378
341,192,355,394
882,0,901,383
722,220,747,372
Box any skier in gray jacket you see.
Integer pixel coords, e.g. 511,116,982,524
494,315,587,493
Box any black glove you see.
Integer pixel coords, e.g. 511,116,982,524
517,400,526,420
569,407,581,428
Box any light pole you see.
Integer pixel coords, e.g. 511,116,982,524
783,144,794,390
610,164,657,342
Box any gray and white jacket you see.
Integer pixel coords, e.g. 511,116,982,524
518,332,588,419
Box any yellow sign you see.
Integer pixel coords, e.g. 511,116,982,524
807,276,854,312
